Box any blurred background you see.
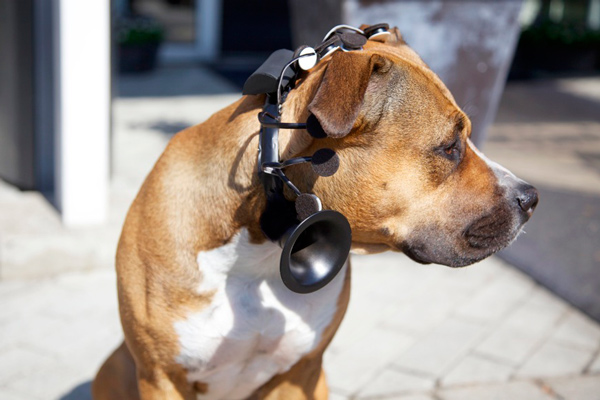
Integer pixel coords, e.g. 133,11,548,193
1,0,599,399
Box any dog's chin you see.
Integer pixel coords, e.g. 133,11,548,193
401,227,524,268
403,244,492,268
399,208,528,268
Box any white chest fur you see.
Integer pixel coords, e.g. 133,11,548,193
174,228,346,400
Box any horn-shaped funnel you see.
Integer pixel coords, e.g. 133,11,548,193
280,210,352,293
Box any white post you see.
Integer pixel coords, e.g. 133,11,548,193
56,0,110,226
196,0,222,61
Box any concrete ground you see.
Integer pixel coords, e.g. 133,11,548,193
1,67,600,399
485,77,600,322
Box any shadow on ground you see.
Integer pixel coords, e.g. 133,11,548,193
59,381,92,400
498,184,600,321
129,120,191,136
494,79,600,124
117,65,240,97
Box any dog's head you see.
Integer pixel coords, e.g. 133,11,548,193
283,28,538,267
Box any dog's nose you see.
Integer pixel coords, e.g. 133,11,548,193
516,184,539,217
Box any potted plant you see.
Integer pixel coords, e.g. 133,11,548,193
116,15,164,73
513,21,600,77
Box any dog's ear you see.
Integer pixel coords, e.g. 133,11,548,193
308,51,390,139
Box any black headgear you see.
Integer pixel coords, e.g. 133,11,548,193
242,24,391,293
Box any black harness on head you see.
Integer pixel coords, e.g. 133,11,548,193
242,24,391,294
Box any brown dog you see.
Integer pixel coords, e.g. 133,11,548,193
92,26,537,399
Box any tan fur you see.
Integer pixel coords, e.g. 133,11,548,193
93,29,529,399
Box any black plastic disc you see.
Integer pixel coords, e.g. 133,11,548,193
306,114,327,139
364,23,390,38
340,32,367,49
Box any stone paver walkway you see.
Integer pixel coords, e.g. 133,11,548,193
1,254,599,399
326,254,600,400
1,68,599,399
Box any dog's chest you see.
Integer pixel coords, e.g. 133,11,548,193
174,229,345,400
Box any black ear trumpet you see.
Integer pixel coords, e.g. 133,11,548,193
279,210,352,293
278,155,350,293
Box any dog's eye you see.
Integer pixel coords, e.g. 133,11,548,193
438,139,461,161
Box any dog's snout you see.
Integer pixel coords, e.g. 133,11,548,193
516,184,539,217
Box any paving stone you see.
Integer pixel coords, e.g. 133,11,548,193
525,286,572,314
589,353,600,373
386,396,435,400
0,292,121,396
0,280,31,298
0,192,62,235
2,311,112,363
62,330,124,378
516,339,594,378
326,256,398,353
441,354,513,387
434,256,506,291
359,395,435,400
0,281,57,323
1,229,118,280
329,392,349,400
359,254,485,305
324,327,416,395
356,368,434,399
1,318,32,351
327,292,398,355
455,267,536,324
475,329,545,367
0,179,23,201
39,272,119,321
0,388,30,400
328,254,440,354
0,347,56,383
351,253,427,304
544,375,600,400
381,298,458,338
374,257,508,338
6,364,90,400
475,286,568,365
380,269,483,336
392,317,486,378
551,309,600,350
6,322,115,386
0,271,120,361
54,268,117,290
438,381,555,400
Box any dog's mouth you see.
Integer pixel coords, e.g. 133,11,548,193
401,207,524,268
462,208,514,250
